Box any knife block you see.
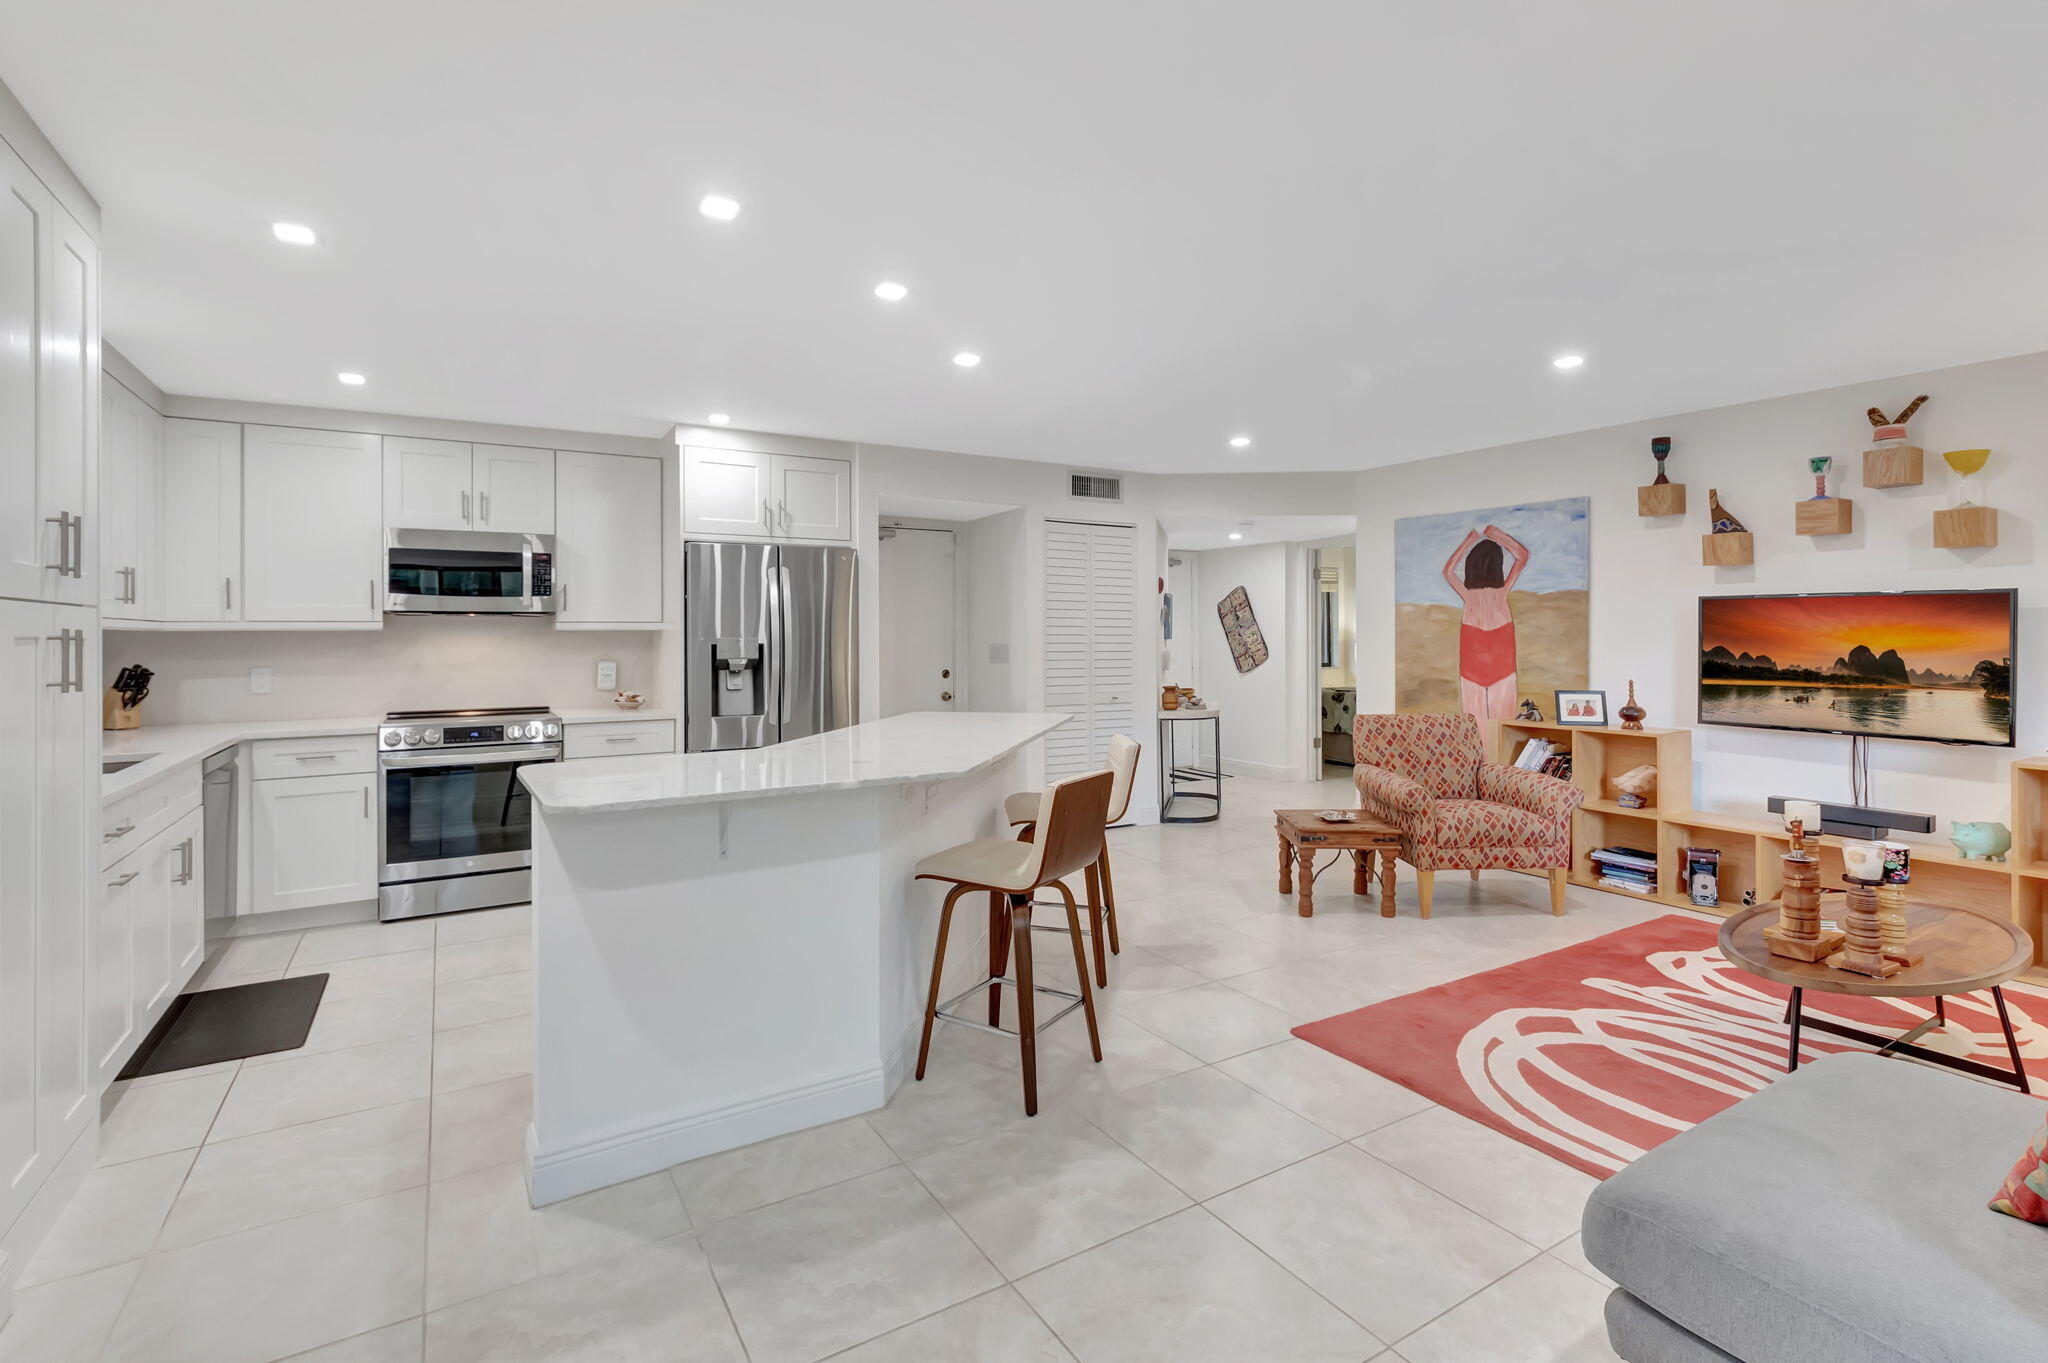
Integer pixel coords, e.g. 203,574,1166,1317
103,689,141,731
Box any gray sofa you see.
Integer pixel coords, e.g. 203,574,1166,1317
1582,1052,2048,1363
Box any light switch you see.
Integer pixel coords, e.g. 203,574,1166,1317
596,659,618,691
249,667,272,695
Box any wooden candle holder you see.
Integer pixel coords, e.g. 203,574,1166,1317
1875,885,1924,968
1764,849,1844,962
1826,879,1902,978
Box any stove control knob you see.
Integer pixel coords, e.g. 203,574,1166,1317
510,722,532,739
543,721,561,738
403,729,424,747
424,730,441,745
382,731,402,747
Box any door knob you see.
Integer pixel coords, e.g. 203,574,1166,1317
940,668,951,678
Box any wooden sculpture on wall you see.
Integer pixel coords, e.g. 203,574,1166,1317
1707,489,1747,534
1216,586,1270,673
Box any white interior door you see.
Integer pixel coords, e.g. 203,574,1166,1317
879,528,956,716
1043,520,1137,780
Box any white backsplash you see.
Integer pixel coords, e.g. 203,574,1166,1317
102,615,663,725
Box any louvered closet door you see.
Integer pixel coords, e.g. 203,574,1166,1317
1043,520,1136,779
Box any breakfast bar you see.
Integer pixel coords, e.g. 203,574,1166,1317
516,710,1068,1203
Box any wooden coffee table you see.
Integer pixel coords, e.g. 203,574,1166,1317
1720,899,2035,1091
1274,809,1402,918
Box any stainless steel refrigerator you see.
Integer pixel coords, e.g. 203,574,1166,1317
684,541,859,752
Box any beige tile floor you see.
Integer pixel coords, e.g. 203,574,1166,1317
1,767,1665,1362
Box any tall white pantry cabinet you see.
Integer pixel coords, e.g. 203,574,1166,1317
0,117,102,1312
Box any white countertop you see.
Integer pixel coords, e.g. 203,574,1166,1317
519,710,1070,814
101,707,677,803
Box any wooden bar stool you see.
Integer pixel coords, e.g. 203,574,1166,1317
1004,735,1138,987
913,769,1114,1116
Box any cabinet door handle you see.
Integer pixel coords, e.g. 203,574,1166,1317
370,578,378,611
103,822,135,842
461,490,471,524
45,632,69,691
45,512,74,574
224,577,233,612
71,629,84,693
363,786,371,818
71,513,84,577
295,753,339,763
604,735,635,744
478,492,489,525
106,871,139,888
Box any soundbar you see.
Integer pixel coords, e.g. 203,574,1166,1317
1766,796,1936,842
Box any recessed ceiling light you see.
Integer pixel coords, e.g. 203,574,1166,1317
1552,353,1586,370
707,413,731,425
952,352,981,368
697,194,742,222
873,281,909,302
337,371,366,385
1228,532,1243,540
1229,435,1251,449
271,222,318,245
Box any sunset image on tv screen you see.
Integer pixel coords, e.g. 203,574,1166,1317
1699,591,2013,745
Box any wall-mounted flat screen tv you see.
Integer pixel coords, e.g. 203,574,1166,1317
1698,590,2015,747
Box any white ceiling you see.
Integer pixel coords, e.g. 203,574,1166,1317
1164,515,1355,553
6,1,2048,474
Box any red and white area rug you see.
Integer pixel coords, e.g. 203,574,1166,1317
1293,914,2048,1178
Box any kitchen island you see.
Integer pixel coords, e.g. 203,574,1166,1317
517,710,1069,1203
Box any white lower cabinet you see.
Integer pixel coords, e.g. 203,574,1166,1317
92,803,204,1088
563,718,676,758
251,769,379,914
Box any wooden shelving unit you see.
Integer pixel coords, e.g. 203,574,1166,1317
1489,720,2048,982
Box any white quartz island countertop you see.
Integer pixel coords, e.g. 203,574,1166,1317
520,710,1070,814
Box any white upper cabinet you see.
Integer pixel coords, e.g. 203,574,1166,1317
772,453,852,541
680,446,850,542
100,380,161,619
0,139,99,606
243,425,382,622
681,446,772,537
159,418,242,621
383,436,473,532
474,444,554,532
556,450,662,625
384,438,554,533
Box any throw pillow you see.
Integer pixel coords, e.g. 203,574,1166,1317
1989,1119,2048,1224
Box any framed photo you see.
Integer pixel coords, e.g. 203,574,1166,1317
1554,689,1609,726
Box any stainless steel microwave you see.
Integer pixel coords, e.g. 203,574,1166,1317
384,529,557,615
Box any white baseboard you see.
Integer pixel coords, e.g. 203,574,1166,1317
1219,757,1301,781
526,1062,887,1205
219,898,377,938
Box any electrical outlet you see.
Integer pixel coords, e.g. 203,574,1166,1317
249,667,272,695
596,659,618,691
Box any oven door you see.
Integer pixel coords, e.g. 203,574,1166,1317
385,529,556,614
379,744,562,884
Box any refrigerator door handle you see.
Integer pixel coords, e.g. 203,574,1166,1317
764,550,785,738
778,565,796,724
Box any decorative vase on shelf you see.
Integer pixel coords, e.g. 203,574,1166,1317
1617,681,1646,731
1707,488,1748,534
1943,448,1990,507
1806,455,1834,500
1650,436,1672,485
1161,685,1180,711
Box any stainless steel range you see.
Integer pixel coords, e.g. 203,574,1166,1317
377,706,563,921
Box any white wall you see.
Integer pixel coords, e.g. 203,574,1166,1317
1353,348,2048,836
103,615,660,724
959,508,1027,713
1193,541,1313,780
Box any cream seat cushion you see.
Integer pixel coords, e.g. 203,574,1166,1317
915,836,1040,893
1002,791,1040,825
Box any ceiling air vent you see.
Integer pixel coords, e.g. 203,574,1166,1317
1069,472,1123,503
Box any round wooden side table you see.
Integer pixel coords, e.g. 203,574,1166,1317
1719,899,2035,1092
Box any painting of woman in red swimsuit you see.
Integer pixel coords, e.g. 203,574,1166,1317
1394,496,1588,719
1442,525,1531,721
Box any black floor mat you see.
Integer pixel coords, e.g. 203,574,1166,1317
116,974,329,1080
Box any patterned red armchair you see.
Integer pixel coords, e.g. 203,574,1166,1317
1352,712,1584,917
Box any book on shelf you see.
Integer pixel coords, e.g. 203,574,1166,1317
1590,845,1657,871
1514,738,1554,770
1598,875,1657,896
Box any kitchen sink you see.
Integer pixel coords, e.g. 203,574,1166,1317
102,756,156,774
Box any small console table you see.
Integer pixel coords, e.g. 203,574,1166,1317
1158,708,1224,824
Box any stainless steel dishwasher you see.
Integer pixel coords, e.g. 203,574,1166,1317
202,748,237,930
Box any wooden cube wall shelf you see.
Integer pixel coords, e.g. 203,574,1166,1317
1636,483,1687,517
1862,446,1924,488
1794,499,1854,536
1933,505,1997,548
1702,531,1754,566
